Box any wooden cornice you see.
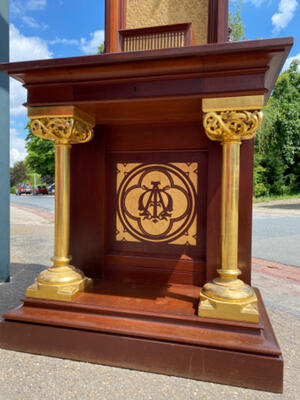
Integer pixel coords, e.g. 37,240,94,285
0,37,293,108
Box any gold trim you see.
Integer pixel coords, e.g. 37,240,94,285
203,110,263,143
28,106,95,126
26,106,95,301
198,105,263,322
202,95,264,112
28,106,95,146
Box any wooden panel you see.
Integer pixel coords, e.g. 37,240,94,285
104,123,208,285
238,139,255,283
126,0,209,45
206,140,222,282
70,126,106,278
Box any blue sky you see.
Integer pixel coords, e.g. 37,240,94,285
8,0,300,166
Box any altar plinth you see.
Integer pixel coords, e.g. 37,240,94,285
0,0,293,392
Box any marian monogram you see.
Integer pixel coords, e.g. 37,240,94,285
116,163,198,245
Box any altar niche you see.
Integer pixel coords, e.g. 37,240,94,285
70,122,209,286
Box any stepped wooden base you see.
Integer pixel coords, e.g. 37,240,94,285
0,281,283,392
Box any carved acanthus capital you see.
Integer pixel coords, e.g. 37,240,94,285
28,106,95,145
203,110,263,143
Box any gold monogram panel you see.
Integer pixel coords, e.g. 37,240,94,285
116,163,198,245
126,0,209,45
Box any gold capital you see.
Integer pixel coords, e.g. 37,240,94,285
198,96,263,323
28,106,95,145
203,110,263,143
26,106,95,302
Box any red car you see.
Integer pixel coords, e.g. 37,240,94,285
16,183,32,195
32,185,48,195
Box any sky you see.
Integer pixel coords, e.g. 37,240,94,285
6,0,300,167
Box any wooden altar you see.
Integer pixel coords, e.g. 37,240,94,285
0,0,293,392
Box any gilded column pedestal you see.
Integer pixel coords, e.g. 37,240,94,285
198,96,264,323
26,106,95,301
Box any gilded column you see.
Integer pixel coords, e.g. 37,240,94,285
26,106,95,301
198,96,264,323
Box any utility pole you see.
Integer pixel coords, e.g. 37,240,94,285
0,0,10,282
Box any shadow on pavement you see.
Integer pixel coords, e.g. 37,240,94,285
259,203,300,211
0,263,45,317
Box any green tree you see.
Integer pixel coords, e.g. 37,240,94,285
229,0,246,41
97,43,104,54
10,161,29,187
255,60,300,196
25,123,55,182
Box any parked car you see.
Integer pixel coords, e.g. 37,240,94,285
16,183,32,195
47,183,55,194
32,185,48,195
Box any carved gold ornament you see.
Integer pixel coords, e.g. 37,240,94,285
203,110,263,143
30,116,94,145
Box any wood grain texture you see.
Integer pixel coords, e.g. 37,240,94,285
0,288,283,392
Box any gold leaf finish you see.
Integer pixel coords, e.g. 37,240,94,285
126,0,209,45
26,106,95,302
203,110,263,143
30,117,94,145
199,100,264,322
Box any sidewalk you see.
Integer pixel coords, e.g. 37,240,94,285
253,198,300,215
0,204,299,400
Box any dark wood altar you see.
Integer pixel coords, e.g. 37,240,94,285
0,0,293,392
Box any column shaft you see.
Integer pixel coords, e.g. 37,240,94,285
220,142,240,279
53,144,71,266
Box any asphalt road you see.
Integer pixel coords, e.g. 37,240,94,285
11,194,54,211
10,195,300,267
252,212,300,267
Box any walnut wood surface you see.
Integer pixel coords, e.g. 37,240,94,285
0,38,292,108
0,288,283,392
2,287,281,355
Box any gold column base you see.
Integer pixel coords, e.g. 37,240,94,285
198,279,259,323
26,265,93,302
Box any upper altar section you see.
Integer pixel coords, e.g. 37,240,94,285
126,0,209,44
105,0,228,52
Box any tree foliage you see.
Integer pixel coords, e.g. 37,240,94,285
97,43,104,54
10,161,29,187
25,123,55,182
254,60,300,196
229,0,246,41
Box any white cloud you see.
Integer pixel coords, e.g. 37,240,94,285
272,0,298,32
283,53,300,71
48,37,79,46
10,79,27,117
80,30,104,55
10,128,27,167
10,24,52,62
9,24,53,122
26,0,47,11
11,0,47,29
